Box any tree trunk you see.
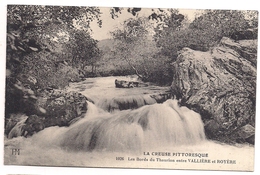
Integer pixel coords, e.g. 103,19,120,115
124,56,143,79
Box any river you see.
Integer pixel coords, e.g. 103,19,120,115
4,76,254,171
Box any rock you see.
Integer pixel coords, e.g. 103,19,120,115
219,37,257,66
40,90,88,128
7,114,45,138
204,120,222,138
225,124,256,144
115,79,139,88
23,115,45,137
171,37,256,144
5,89,89,138
231,28,258,41
236,124,255,144
150,92,172,103
98,95,157,112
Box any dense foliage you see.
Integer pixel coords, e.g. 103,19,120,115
5,6,258,117
7,5,102,85
109,17,173,85
6,5,102,117
155,10,258,60
106,9,258,85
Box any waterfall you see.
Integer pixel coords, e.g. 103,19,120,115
28,99,205,153
4,77,254,170
8,115,28,139
96,94,157,112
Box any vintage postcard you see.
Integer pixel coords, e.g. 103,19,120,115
2,2,258,173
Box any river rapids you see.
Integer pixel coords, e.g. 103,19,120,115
4,76,254,171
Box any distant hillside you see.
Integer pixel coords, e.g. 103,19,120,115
97,39,117,62
98,38,113,48
98,39,117,52
95,37,166,79
92,39,134,76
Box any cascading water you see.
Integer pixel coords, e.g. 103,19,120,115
96,95,157,112
7,115,28,139
68,76,169,111
28,99,205,153
4,76,254,171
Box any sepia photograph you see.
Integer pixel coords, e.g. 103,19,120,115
1,0,259,175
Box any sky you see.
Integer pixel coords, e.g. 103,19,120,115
89,7,202,40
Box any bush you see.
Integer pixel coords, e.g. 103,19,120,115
155,10,256,60
19,51,80,89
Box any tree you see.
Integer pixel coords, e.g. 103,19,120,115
111,17,153,79
6,5,102,76
152,9,186,60
154,9,257,61
189,10,251,42
244,10,258,28
110,17,173,84
5,5,102,117
64,29,100,72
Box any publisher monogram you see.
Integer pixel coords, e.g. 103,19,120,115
12,149,20,155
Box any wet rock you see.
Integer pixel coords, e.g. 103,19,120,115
7,114,45,138
40,90,88,127
236,124,255,144
23,115,45,137
171,37,257,144
98,95,156,112
115,79,139,88
5,89,89,138
150,92,172,103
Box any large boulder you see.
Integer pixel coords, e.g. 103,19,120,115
6,90,88,138
115,79,139,88
40,90,88,127
171,37,257,144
